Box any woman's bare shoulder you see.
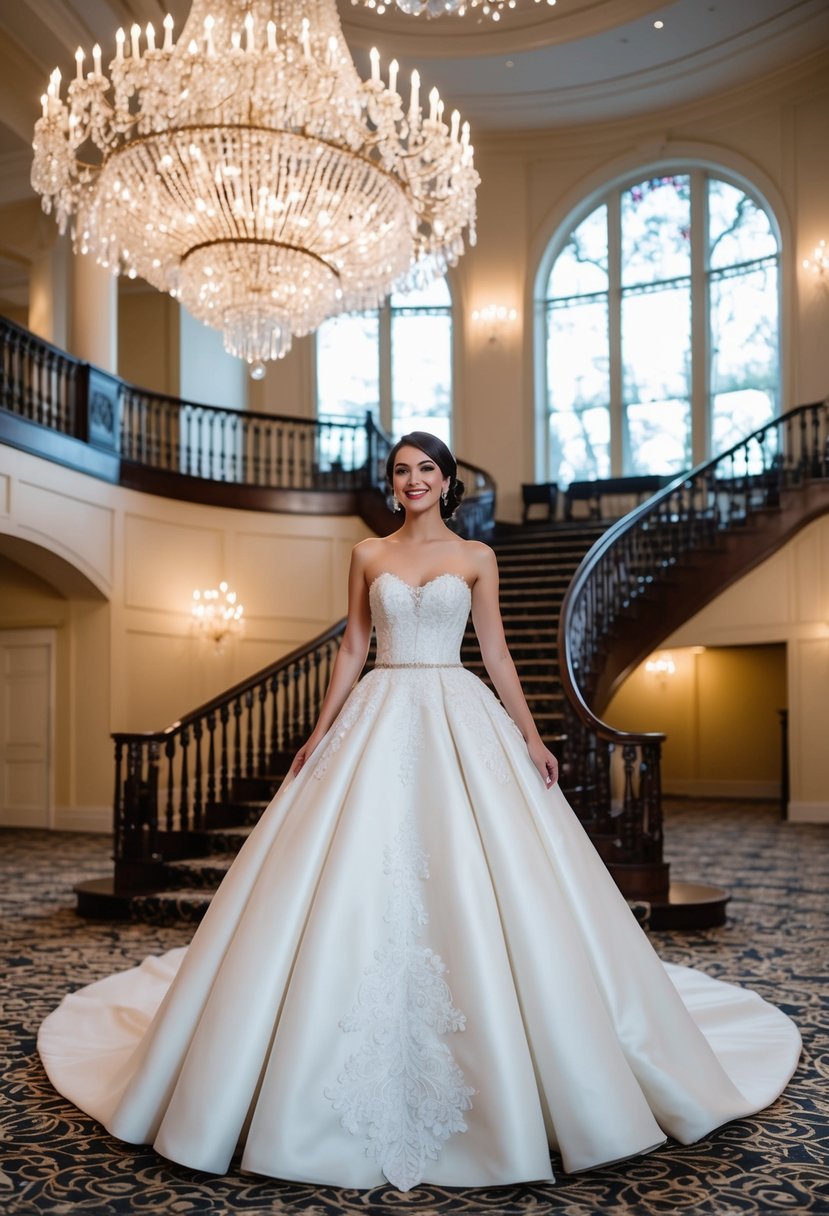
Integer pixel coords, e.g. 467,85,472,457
353,536,390,558
462,538,497,566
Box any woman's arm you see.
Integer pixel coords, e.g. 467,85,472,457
470,545,559,788
290,545,374,775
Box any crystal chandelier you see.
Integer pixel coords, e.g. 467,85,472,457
31,0,478,368
350,0,556,20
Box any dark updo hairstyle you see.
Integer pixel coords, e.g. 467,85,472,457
385,431,466,521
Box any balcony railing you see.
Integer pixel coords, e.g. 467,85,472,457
0,313,495,536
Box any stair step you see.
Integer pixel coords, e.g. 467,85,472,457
131,888,213,926
165,854,236,888
204,825,256,851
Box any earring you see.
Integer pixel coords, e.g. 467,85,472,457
441,488,449,504
392,495,402,512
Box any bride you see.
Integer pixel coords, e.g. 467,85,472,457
38,431,800,1193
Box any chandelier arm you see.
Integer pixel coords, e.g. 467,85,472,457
100,124,414,207
181,236,342,281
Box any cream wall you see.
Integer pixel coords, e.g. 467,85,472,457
605,645,787,801
605,516,829,821
0,445,371,829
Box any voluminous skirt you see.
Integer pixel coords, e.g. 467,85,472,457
38,665,801,1191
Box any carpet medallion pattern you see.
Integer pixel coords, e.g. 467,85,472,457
1,801,828,1215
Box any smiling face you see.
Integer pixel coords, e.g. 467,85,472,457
392,445,451,515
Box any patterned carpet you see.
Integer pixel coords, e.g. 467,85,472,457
2,800,828,1216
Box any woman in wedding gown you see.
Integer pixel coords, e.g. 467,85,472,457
38,432,800,1193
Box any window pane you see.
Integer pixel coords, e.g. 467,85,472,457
709,180,777,269
548,205,608,298
622,283,691,474
711,262,778,454
621,176,691,287
392,312,452,443
316,312,379,418
547,297,610,483
316,312,379,467
391,277,451,309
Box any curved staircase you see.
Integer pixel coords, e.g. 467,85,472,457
2,316,825,932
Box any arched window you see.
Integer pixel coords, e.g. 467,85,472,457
316,277,453,446
541,171,780,485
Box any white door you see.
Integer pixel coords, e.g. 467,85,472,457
0,629,55,828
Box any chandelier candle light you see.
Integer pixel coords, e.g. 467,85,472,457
192,582,244,647
31,0,478,371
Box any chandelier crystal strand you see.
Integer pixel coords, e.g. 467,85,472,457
31,0,478,366
353,0,556,20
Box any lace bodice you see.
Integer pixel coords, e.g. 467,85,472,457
369,572,471,666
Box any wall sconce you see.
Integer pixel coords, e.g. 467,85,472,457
645,651,676,679
191,581,244,649
801,239,828,278
472,303,518,344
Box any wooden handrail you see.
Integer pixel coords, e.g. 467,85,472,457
112,616,349,887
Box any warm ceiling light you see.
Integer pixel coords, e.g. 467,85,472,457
802,239,828,277
31,1,478,368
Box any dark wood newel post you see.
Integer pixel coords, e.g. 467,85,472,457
75,364,123,453
365,409,377,487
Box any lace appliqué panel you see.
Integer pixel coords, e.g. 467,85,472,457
444,674,519,787
311,677,381,782
326,812,474,1192
392,671,444,788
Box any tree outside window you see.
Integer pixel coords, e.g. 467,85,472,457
542,172,780,485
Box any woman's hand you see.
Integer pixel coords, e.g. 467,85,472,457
526,736,559,789
290,732,324,776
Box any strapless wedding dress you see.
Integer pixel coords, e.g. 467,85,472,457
38,572,801,1192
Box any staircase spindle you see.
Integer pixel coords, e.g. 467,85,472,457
179,725,190,831
244,689,255,777
256,682,268,774
232,698,243,784
164,735,176,832
206,711,217,808
220,705,230,803
193,719,204,829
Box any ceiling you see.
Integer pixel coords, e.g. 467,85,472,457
0,0,826,153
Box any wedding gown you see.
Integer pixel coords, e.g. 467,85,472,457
38,571,801,1192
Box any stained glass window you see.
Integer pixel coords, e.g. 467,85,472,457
542,172,780,485
316,278,452,448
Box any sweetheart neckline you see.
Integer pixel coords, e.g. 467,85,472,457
369,571,472,596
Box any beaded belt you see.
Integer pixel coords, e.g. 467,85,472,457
375,662,463,669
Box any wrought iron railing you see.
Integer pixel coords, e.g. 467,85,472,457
558,398,829,894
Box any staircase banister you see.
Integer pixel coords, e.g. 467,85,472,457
456,456,496,489
567,397,824,583
112,616,347,746
0,313,82,364
123,383,371,432
558,396,828,737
